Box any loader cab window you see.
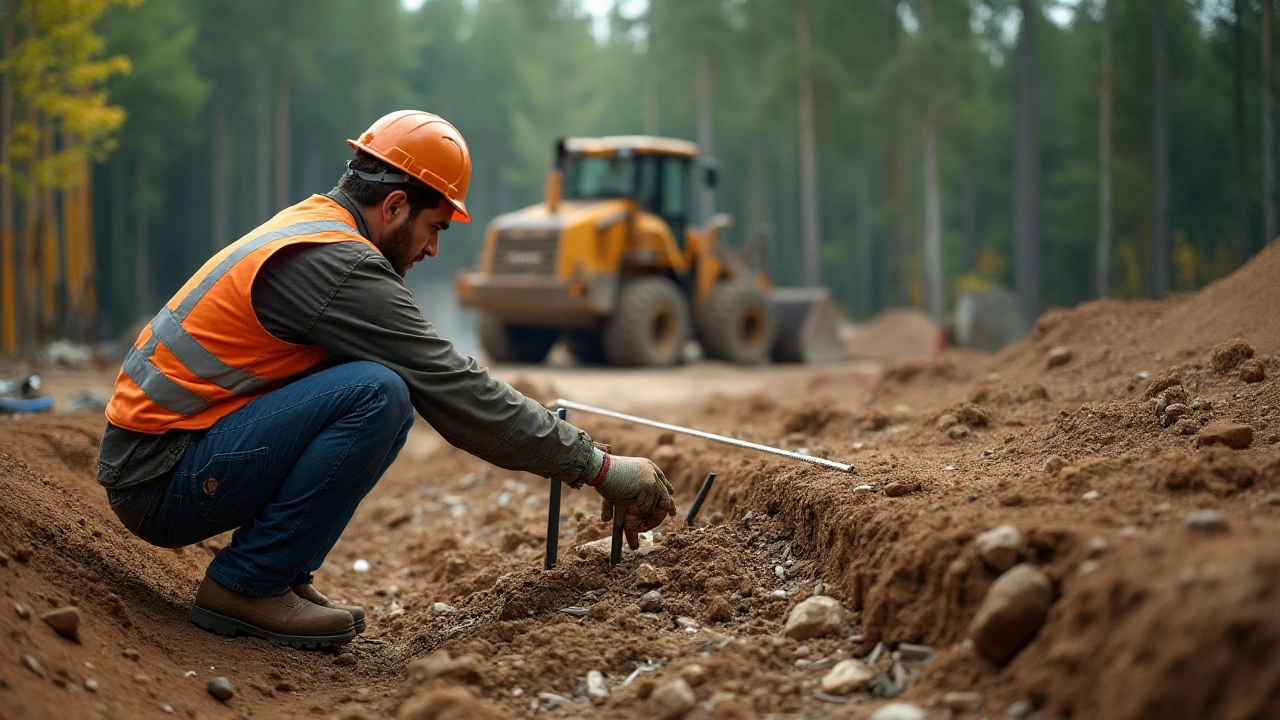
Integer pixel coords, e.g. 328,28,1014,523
659,156,690,249
563,155,635,199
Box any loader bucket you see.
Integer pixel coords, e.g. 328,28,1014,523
770,287,845,363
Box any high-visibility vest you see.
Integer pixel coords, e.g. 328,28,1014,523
106,195,377,433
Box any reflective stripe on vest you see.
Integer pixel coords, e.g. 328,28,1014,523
122,219,363,417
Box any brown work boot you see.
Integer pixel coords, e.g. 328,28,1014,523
189,576,356,649
290,576,366,634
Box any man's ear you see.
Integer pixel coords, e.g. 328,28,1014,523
381,189,410,228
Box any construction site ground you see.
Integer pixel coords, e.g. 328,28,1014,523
3,241,1280,720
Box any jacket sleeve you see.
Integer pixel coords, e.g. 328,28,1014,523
252,241,601,487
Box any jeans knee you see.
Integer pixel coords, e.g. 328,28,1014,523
350,361,411,425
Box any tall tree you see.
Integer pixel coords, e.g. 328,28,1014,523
1014,0,1041,319
1233,0,1251,263
1,4,15,355
1152,0,1171,296
1096,0,1113,298
795,0,821,287
1264,0,1277,243
920,0,944,320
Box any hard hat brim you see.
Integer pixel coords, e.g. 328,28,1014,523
346,138,472,224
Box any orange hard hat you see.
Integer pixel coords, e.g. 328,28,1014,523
347,110,472,223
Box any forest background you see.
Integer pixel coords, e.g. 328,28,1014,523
0,0,1275,354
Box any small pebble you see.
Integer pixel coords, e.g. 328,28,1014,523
1078,559,1101,576
21,655,43,677
870,703,927,720
184,670,197,678
896,643,935,662
40,606,82,643
561,606,588,618
1197,422,1254,450
884,481,919,498
207,676,236,701
1185,509,1229,533
1087,536,1112,557
586,669,609,703
1047,346,1073,368
1082,490,1101,502
676,616,700,630
1006,700,1035,719
0,550,8,566
819,659,874,695
975,524,1025,573
160,704,175,714
351,559,370,573
1265,493,1280,506
84,679,99,692
14,602,31,619
650,677,696,720
774,565,788,581
333,654,358,667
639,590,664,613
944,691,985,712
430,602,455,615
122,648,141,661
784,595,847,640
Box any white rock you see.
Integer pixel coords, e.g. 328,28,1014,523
869,703,927,720
975,524,1025,572
1082,490,1101,502
430,602,455,615
784,595,847,640
651,677,696,719
819,659,874,695
352,559,370,573
586,670,609,703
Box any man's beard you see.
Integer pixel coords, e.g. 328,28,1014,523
380,218,418,278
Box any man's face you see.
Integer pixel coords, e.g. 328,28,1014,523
379,200,454,277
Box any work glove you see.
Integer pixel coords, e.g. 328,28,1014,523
591,454,676,550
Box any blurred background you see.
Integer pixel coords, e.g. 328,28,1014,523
0,0,1274,358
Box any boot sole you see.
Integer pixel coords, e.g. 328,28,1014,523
188,605,356,649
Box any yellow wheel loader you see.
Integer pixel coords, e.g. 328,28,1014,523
455,136,843,367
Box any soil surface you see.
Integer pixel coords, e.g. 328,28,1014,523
3,241,1280,720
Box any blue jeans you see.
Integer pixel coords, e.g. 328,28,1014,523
108,361,413,596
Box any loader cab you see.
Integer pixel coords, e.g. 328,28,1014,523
558,136,696,249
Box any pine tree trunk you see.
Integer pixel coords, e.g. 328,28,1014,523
1263,0,1277,243
1153,0,1171,296
40,119,57,340
210,88,232,252
884,0,905,307
274,59,292,209
920,0,944,322
1014,0,1042,319
134,155,151,317
1234,0,1251,262
0,1,15,355
111,153,127,329
694,43,715,224
255,67,272,223
854,148,875,318
81,159,95,338
795,0,821,287
1097,0,1114,297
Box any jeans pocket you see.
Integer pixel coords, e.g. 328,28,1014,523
190,447,269,524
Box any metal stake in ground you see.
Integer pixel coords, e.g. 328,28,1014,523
610,509,626,567
686,472,717,526
553,398,855,473
545,408,566,570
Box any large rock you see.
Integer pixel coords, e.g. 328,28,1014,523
1197,422,1254,450
969,564,1054,664
651,677,696,719
975,525,1025,572
783,595,847,640
40,606,81,643
819,659,875,695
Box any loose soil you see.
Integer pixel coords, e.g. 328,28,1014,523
3,241,1280,720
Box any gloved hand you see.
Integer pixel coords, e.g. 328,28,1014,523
592,454,676,549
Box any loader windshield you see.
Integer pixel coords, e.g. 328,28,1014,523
562,155,635,199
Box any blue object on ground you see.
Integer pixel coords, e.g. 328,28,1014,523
0,396,54,413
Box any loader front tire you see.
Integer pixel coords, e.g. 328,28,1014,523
697,281,776,365
477,313,557,364
602,277,690,367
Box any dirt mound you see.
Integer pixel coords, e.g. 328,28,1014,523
843,307,940,359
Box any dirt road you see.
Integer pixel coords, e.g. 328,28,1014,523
3,241,1280,720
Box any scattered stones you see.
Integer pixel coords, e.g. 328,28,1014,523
896,643,935,662
1160,403,1189,427
975,525,1025,573
884,481,920,498
1172,418,1200,435
1198,422,1254,449
869,703,927,720
40,606,81,643
947,424,971,440
1047,346,1073,369
1240,358,1267,383
650,677,696,719
1185,509,1229,533
430,602,455,615
207,676,235,701
122,649,141,662
1210,338,1254,373
969,564,1054,664
1043,456,1067,474
14,602,31,619
819,659,874,695
639,590,664,613
586,670,609,704
21,654,44,677
944,691,985,712
784,595,847,640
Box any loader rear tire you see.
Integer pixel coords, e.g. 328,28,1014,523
564,329,608,365
697,281,776,365
477,313,557,364
602,277,690,367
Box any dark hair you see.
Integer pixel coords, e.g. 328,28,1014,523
339,150,444,216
